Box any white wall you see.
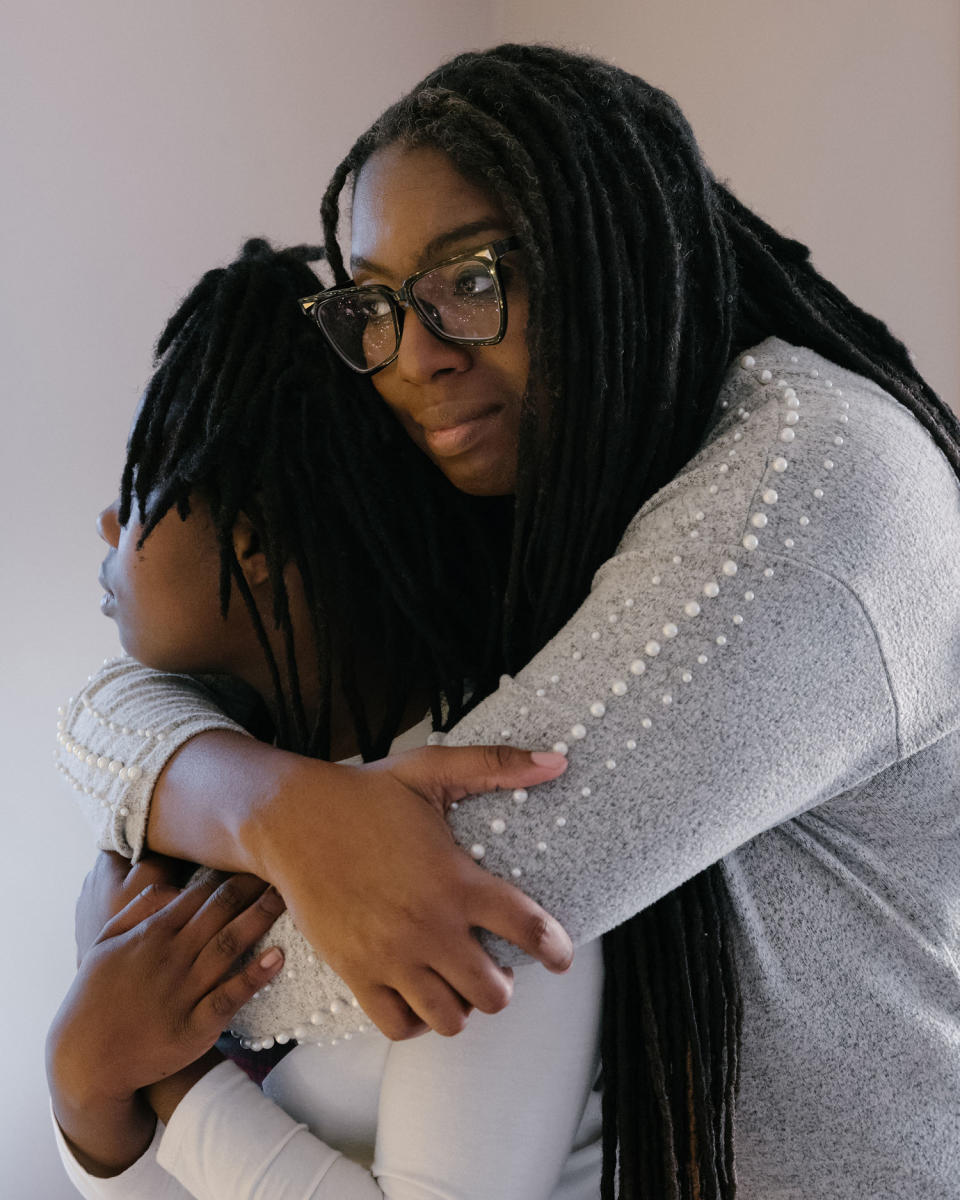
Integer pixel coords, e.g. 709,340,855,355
496,0,960,406
2,2,956,1193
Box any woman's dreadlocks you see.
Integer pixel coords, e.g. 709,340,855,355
320,43,960,1199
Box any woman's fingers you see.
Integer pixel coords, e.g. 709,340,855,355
393,967,474,1037
349,984,430,1042
467,871,574,974
385,743,568,811
432,943,515,1016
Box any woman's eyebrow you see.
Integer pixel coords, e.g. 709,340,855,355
350,218,509,279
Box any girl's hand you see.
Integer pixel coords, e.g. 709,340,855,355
48,871,286,1174
74,849,196,965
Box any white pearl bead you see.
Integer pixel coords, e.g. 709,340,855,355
611,680,628,695
108,760,121,774
662,623,678,639
684,601,701,617
571,724,587,739
750,513,768,529
556,817,567,827
810,368,819,377
629,659,646,675
571,651,581,662
607,613,618,624
814,488,824,499
732,614,744,625
537,842,548,852
764,567,775,578
772,457,788,473
118,806,129,817
581,786,592,797
590,631,601,641
695,511,705,521
716,636,727,646
784,411,799,425
783,387,797,400
799,516,810,526
519,705,529,715
740,354,756,368
834,436,844,446
651,575,661,585
536,688,546,697
307,954,316,964
780,428,796,442
722,560,738,576
760,369,772,382
661,694,673,705
329,1000,342,1013
703,582,720,598
491,819,506,834
718,463,729,474
513,789,528,802
709,484,719,494
310,1012,321,1025
824,459,834,470
500,729,512,739
790,355,799,363
276,1033,289,1045
552,741,568,755
511,868,522,878
590,702,606,717
549,674,559,683
605,759,616,769
470,844,485,860
784,538,795,548
626,739,637,749
641,718,653,729
745,591,755,600
126,765,142,782
645,640,661,656
681,671,692,683
733,432,742,442
625,596,636,607
293,1026,307,1040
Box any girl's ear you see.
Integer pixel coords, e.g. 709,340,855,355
232,512,270,590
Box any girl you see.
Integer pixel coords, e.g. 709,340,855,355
50,238,598,1198
57,46,960,1199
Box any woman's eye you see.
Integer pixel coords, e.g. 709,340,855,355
453,265,495,297
358,293,393,320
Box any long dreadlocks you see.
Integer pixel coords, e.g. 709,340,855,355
320,44,960,1200
120,237,511,762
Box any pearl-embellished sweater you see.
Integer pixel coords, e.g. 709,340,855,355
56,338,960,1198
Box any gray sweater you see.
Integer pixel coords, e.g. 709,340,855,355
57,338,960,1197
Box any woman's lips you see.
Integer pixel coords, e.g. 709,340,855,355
421,408,501,457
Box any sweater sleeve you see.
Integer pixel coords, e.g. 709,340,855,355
439,351,903,963
55,661,255,860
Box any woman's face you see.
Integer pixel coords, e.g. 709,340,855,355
97,495,252,675
350,143,529,496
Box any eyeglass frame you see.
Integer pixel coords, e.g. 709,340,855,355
298,235,521,375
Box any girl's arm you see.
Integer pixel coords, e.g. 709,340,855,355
48,870,286,1184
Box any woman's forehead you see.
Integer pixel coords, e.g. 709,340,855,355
350,143,510,282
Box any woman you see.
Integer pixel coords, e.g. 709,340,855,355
57,45,960,1198
50,238,599,1198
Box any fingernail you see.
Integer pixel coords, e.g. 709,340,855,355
530,751,567,768
259,948,282,970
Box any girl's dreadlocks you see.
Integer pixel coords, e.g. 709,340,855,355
120,237,511,761
320,44,960,1200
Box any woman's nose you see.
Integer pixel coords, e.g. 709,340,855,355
395,306,473,385
97,498,121,547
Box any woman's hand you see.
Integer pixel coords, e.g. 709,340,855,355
244,744,575,1041
47,870,286,1176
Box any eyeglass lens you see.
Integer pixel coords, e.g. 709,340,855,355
319,256,503,372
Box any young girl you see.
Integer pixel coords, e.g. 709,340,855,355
58,46,960,1199
49,238,598,1198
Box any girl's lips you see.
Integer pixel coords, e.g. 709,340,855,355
421,408,502,457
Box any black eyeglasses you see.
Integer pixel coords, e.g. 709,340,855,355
299,236,521,375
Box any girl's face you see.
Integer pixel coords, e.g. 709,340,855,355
97,495,255,675
350,143,529,497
